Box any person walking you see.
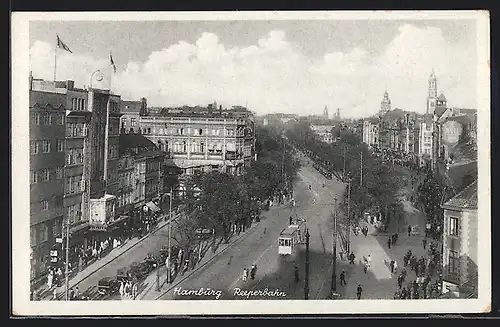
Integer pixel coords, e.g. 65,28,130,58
408,225,412,237
390,260,395,273
393,260,398,274
340,270,346,286
294,265,300,283
397,274,404,289
356,284,363,300
47,270,53,289
422,238,427,249
349,252,355,265
250,264,257,280
289,216,293,225
119,281,125,298
52,288,57,300
242,268,248,281
387,237,391,249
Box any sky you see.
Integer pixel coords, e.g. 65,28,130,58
29,19,478,118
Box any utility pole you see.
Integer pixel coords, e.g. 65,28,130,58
330,197,338,297
167,187,173,284
304,228,310,300
343,146,346,180
360,151,363,187
64,216,70,300
346,172,352,254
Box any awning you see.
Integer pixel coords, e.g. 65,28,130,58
145,201,161,213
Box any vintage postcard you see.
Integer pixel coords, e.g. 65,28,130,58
11,11,490,316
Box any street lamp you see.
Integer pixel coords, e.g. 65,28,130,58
304,228,310,300
89,69,103,88
346,171,353,254
330,197,338,297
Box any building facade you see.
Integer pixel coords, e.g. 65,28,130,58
120,98,147,134
441,180,478,298
310,124,336,144
138,107,256,181
29,89,67,282
362,117,380,149
29,76,124,283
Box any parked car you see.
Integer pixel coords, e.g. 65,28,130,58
97,277,120,298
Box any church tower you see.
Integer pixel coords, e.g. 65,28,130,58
323,105,329,120
380,88,391,116
427,69,438,114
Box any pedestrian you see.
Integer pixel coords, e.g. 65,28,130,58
242,268,248,281
422,238,427,249
69,288,75,300
397,274,403,289
47,270,53,289
393,260,398,274
250,264,257,280
132,283,138,300
388,237,391,249
294,265,300,283
52,288,57,300
356,284,363,300
74,287,80,300
340,270,346,286
289,216,293,225
408,225,412,237
401,268,407,281
119,281,125,298
390,260,395,273
349,252,355,265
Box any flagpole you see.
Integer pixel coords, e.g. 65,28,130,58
53,44,58,82
103,51,113,191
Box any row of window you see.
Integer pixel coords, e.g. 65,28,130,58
30,139,65,155
31,167,64,184
67,148,84,165
31,112,64,126
66,122,87,138
121,117,137,127
141,126,246,137
71,98,86,111
66,175,84,195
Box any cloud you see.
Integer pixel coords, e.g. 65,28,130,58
29,26,477,118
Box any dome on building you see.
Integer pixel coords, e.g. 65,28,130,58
438,93,447,101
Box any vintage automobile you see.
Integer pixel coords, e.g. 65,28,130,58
97,276,120,298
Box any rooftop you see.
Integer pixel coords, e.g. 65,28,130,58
30,90,67,109
120,100,142,113
438,93,447,101
442,179,477,210
435,107,450,119
119,133,159,156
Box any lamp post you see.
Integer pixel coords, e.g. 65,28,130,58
346,171,352,254
304,228,310,300
330,197,338,297
167,187,173,284
89,69,103,88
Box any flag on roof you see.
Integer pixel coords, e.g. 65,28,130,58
110,53,117,73
56,35,72,53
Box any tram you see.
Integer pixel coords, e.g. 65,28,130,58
278,219,306,255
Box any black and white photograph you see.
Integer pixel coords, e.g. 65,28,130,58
11,11,490,316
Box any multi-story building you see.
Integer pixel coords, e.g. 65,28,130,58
138,106,256,184
29,88,67,282
362,117,380,149
120,98,147,134
30,76,124,280
418,114,434,168
310,124,336,144
441,180,478,298
118,134,164,228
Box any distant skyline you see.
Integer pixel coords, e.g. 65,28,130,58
29,17,478,118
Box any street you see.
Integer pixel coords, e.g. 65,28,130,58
147,157,345,300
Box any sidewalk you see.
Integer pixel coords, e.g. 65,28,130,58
34,214,177,301
139,200,294,300
139,221,261,300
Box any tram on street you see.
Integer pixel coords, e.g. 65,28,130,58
278,219,306,255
